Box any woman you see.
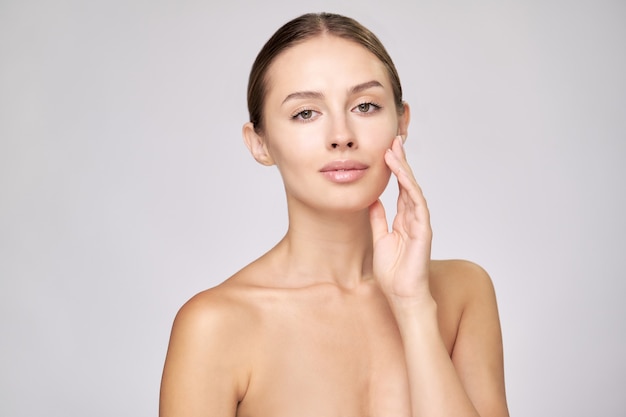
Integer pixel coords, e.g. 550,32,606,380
160,12,509,417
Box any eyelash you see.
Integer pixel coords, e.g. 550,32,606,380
291,108,318,121
353,101,382,114
290,101,382,122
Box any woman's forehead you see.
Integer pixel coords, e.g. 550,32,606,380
264,35,390,100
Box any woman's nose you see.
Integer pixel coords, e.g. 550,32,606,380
328,116,357,150
330,140,355,149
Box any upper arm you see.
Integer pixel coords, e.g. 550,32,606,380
450,261,509,417
159,293,247,417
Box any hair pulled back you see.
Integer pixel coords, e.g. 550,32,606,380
247,12,404,133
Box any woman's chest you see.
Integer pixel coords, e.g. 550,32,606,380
238,294,414,416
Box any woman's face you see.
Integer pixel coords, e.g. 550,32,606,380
246,35,409,213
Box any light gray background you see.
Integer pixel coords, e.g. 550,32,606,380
1,0,624,416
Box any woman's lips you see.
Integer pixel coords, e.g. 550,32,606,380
320,160,369,183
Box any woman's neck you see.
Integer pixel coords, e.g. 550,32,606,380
271,205,376,290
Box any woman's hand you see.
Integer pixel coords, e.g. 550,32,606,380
369,137,508,417
369,136,434,307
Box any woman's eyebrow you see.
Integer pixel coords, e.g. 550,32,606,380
282,90,324,105
350,80,383,95
281,80,384,106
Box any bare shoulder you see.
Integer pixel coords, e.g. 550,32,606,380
427,259,502,358
174,280,256,331
168,277,263,364
430,260,509,416
160,279,259,416
429,259,497,307
168,254,283,346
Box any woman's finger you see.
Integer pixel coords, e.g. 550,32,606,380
384,137,431,238
385,140,426,212
369,199,390,244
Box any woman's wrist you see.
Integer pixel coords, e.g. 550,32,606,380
387,293,438,321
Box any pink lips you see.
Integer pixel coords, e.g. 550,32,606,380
320,160,369,183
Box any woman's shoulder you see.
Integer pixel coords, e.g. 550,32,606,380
431,258,494,285
174,276,258,331
428,259,502,356
172,260,279,332
162,278,261,409
429,259,498,309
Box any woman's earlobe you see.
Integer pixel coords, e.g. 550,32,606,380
242,122,275,166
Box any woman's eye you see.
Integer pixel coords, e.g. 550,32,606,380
292,109,317,120
299,110,313,119
354,102,380,113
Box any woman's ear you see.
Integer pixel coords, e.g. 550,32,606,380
397,102,411,143
242,122,275,166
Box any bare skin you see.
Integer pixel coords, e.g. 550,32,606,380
161,257,505,417
160,35,509,417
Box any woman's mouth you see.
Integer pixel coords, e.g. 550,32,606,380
320,160,369,183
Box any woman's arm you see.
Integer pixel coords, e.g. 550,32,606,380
159,293,245,417
369,137,509,417
390,263,509,417
449,261,509,416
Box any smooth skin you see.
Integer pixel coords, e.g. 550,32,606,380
160,35,509,417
